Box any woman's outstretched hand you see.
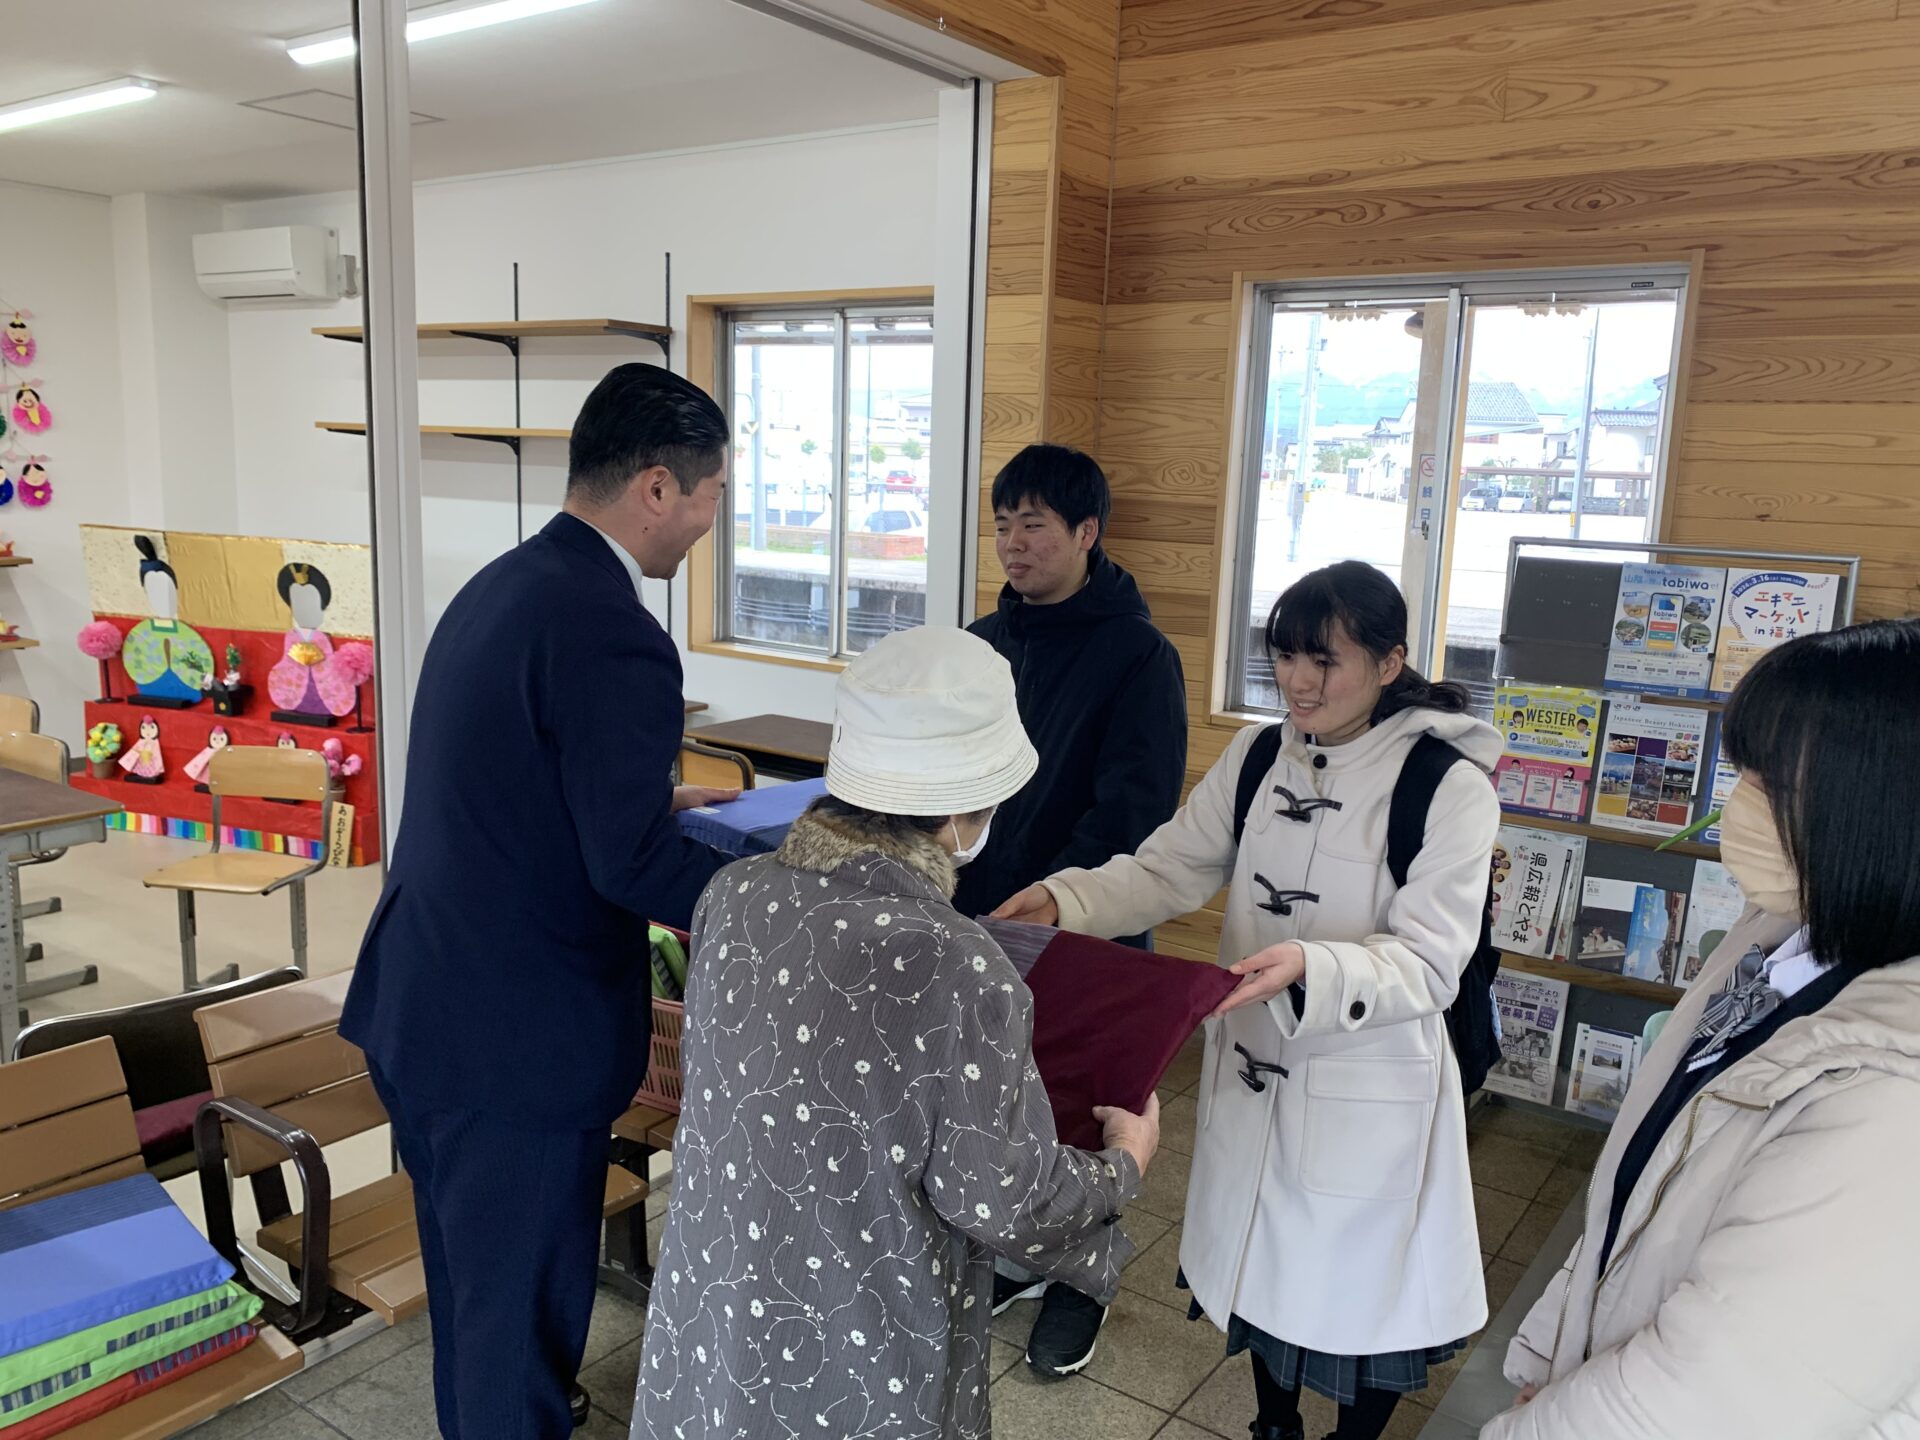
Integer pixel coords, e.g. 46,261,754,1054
991,884,1060,927
1093,1093,1160,1177
1211,941,1308,1018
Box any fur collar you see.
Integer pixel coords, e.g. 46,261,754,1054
777,806,957,899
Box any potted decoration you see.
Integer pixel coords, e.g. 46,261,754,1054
78,621,126,702
333,640,375,733
211,643,253,717
86,722,123,779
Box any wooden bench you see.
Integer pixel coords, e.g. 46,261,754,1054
192,970,650,1336
0,1036,304,1437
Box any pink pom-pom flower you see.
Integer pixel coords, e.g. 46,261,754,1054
78,620,124,659
333,640,374,687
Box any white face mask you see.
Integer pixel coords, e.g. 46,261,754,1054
1719,780,1801,918
950,810,994,867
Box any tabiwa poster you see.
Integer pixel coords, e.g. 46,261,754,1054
1605,563,1727,698
1593,700,1707,838
1492,686,1603,822
1710,569,1841,695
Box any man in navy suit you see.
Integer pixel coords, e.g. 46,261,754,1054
342,363,736,1438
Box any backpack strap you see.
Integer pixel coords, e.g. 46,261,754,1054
1387,734,1469,887
1232,724,1288,845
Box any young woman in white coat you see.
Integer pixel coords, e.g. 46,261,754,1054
1489,618,1920,1439
997,561,1501,1440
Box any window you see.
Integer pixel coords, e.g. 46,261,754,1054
718,304,934,658
1226,269,1686,717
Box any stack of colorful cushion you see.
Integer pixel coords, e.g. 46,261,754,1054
0,1175,263,1436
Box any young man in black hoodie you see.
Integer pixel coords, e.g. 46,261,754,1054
955,442,1187,1376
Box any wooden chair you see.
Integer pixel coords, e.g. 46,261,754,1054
679,738,754,791
0,691,38,737
0,1036,304,1434
0,731,95,1002
142,746,331,991
192,970,651,1339
11,967,302,1181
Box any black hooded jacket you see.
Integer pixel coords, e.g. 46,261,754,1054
953,549,1187,940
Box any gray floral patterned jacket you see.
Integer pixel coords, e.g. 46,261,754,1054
632,807,1142,1440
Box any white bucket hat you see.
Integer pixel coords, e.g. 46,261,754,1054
826,628,1037,817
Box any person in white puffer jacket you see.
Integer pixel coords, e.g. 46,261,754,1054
997,560,1500,1440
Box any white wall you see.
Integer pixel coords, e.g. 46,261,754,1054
0,181,131,743
226,120,942,723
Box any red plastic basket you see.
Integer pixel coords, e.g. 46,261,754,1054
634,997,684,1115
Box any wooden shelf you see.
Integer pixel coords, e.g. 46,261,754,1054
1501,951,1684,1005
317,422,571,441
1507,811,1719,861
0,556,30,567
313,318,671,344
0,636,40,651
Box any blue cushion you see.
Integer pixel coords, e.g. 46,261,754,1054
0,1175,234,1360
677,780,826,857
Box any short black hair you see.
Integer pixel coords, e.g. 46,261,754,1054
276,562,332,611
567,363,728,506
1721,617,1920,973
1266,560,1469,722
990,443,1110,540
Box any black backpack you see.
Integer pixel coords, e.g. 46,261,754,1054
1231,725,1501,1096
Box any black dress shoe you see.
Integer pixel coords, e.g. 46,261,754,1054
1249,1420,1305,1440
570,1383,590,1429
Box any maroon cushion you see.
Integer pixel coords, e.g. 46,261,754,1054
134,1092,212,1158
981,922,1237,1150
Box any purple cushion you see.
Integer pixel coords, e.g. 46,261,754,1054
134,1093,211,1158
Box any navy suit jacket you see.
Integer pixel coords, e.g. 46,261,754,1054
341,513,727,1128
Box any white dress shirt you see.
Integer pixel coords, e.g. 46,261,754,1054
579,515,646,602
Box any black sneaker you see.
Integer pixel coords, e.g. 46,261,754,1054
1025,1284,1108,1376
991,1271,1049,1316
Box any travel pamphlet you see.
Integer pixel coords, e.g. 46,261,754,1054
1593,700,1708,838
1490,825,1579,959
1492,686,1604,822
1485,969,1571,1106
1574,875,1689,983
1566,1023,1644,1123
1605,563,1727,698
1710,568,1840,695
1681,860,1746,987
1701,729,1740,848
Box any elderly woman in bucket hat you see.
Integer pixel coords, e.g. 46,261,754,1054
631,627,1160,1440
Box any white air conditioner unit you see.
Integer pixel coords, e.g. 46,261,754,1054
192,225,357,302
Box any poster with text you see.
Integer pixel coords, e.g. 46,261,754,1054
1605,563,1727,698
1702,729,1740,848
1491,826,1578,958
1493,686,1604,821
1593,700,1707,838
1681,861,1746,988
1485,969,1571,1106
1574,876,1687,980
1566,1024,1644,1123
1710,569,1841,696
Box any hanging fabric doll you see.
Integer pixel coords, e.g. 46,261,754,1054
0,453,14,509
3,313,33,367
11,382,50,435
18,457,50,508
119,714,165,783
122,535,216,706
268,561,355,723
184,724,230,787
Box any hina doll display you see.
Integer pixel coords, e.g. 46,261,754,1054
268,562,355,725
185,725,230,790
122,536,215,707
118,714,165,784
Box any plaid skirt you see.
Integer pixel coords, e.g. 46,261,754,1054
1178,1271,1466,1407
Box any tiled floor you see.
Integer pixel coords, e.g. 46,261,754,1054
15,838,1596,1439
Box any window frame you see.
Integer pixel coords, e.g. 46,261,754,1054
1223,263,1692,718
685,290,934,670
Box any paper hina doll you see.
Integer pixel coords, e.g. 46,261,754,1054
268,561,355,724
18,458,50,508
119,714,165,783
2,313,32,367
185,724,230,787
122,535,216,706
11,383,50,435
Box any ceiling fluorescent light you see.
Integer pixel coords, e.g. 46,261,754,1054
287,0,601,65
0,78,158,133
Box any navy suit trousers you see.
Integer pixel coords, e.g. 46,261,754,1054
371,1066,607,1440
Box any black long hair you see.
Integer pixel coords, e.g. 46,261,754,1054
1265,560,1470,724
1721,617,1920,973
